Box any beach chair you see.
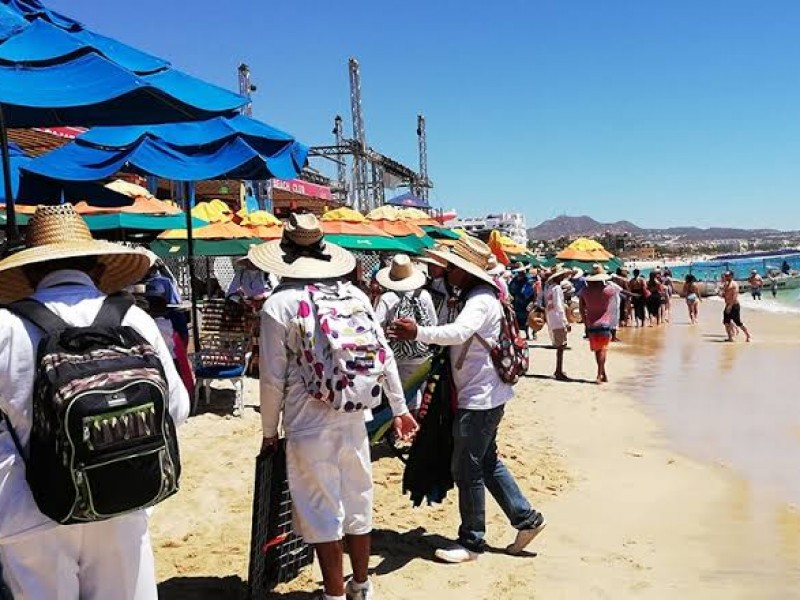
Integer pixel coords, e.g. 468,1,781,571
191,299,252,417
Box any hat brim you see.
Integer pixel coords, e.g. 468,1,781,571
549,268,572,282
586,274,611,282
248,238,355,279
415,255,448,268
487,264,506,276
427,249,497,287
375,266,427,292
571,268,585,279
0,242,151,303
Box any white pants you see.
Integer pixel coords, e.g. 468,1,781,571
286,423,372,544
0,512,156,600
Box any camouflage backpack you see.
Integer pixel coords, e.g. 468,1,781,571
4,295,180,524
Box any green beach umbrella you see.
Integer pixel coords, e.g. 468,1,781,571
325,234,426,254
150,238,262,257
421,225,460,241
83,213,207,231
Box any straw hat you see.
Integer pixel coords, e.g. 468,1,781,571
0,205,151,303
585,263,611,282
486,255,506,276
571,267,585,280
247,213,355,279
376,254,426,292
427,236,496,286
548,263,573,283
528,309,546,332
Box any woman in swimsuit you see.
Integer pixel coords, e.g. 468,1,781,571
684,274,701,324
646,272,663,326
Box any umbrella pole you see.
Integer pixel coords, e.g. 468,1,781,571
0,104,19,244
185,182,200,351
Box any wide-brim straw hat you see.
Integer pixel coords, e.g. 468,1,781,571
528,310,546,332
247,212,355,279
585,263,611,282
0,204,151,303
427,236,497,287
549,264,573,282
376,253,426,292
571,267,585,279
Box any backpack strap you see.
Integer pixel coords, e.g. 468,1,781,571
92,294,134,328
7,299,69,333
1,411,24,462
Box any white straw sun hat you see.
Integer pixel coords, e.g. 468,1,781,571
376,254,427,292
585,263,611,282
486,255,506,276
0,204,151,303
426,236,497,286
247,213,355,279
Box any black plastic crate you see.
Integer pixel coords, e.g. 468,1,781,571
247,441,315,598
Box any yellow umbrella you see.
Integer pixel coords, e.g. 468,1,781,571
191,200,232,223
366,205,401,221
322,207,366,222
240,210,281,226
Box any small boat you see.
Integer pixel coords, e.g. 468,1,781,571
737,272,800,294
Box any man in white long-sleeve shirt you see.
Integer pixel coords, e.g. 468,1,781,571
0,205,190,599
390,237,545,564
251,214,417,600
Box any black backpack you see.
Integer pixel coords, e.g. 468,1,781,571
3,295,181,525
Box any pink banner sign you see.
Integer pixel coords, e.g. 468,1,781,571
271,178,332,201
34,127,86,139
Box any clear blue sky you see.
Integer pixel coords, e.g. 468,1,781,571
47,0,800,229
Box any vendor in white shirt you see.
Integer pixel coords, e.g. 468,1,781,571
226,257,278,302
0,205,190,600
389,236,546,565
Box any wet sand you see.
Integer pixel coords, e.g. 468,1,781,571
151,299,800,599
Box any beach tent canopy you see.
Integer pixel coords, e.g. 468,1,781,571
556,238,614,262
386,192,430,209
23,114,309,183
0,143,136,207
0,1,246,128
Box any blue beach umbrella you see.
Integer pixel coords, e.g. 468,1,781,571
23,115,309,183
0,0,246,240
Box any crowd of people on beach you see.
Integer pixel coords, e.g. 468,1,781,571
0,204,758,600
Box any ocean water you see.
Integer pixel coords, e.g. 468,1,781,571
651,253,800,283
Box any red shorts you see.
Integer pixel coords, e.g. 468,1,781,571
588,333,611,352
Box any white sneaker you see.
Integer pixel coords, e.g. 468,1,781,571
506,519,547,555
345,578,373,600
434,544,480,564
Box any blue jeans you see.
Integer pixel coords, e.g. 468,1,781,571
451,405,542,552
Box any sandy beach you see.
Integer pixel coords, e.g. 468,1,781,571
151,300,800,599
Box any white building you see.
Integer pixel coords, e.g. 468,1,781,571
450,212,528,246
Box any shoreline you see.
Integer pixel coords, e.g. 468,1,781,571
151,306,800,598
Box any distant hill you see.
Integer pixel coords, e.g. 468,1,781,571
527,215,643,240
527,215,788,241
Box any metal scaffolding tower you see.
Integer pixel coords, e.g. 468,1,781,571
238,63,255,117
416,114,430,201
310,58,432,211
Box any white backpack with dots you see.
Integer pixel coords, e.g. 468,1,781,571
293,282,389,412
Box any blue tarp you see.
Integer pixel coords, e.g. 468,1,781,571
386,192,430,209
0,1,245,127
0,142,135,207
24,115,310,183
